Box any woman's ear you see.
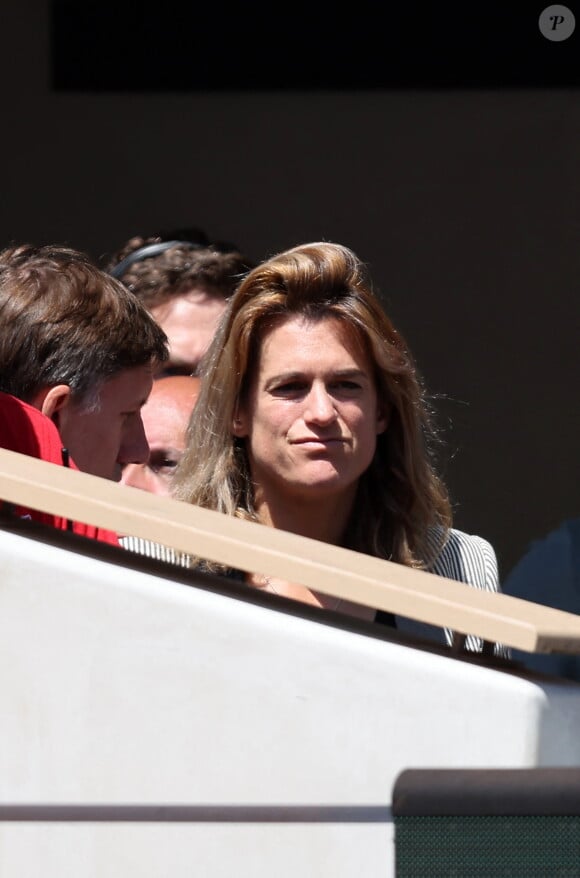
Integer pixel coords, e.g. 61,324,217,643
33,384,72,427
232,406,248,438
376,403,389,435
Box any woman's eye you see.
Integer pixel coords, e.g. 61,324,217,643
332,380,361,391
272,381,306,394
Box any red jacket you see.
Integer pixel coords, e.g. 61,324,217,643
0,392,119,546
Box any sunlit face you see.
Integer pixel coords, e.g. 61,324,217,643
150,289,227,375
120,375,200,495
233,316,387,506
58,364,155,481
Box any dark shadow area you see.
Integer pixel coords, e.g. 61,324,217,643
51,2,580,91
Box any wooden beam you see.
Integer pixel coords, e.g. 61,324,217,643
1,447,579,654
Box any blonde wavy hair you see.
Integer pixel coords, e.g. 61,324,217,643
173,242,452,569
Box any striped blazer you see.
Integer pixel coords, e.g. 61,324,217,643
394,527,507,657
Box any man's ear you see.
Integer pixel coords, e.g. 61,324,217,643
33,384,72,427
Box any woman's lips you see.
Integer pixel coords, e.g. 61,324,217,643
292,437,344,446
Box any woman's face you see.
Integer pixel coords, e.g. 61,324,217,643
234,315,388,505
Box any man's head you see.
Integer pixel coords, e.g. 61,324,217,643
121,374,200,495
105,231,255,375
0,244,169,480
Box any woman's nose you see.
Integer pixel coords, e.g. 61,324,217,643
304,384,336,424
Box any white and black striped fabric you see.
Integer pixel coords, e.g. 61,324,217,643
396,528,510,658
120,535,192,568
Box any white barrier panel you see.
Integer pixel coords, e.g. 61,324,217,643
0,527,579,877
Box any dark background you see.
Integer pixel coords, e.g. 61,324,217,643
52,3,580,90
2,2,579,577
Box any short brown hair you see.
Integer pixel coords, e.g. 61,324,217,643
104,233,255,310
0,244,169,404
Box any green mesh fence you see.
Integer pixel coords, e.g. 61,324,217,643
395,814,580,877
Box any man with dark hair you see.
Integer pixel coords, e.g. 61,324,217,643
0,391,119,544
0,244,169,481
104,229,255,375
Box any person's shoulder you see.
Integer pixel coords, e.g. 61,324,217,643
0,391,45,425
444,527,497,561
427,525,499,592
119,537,245,578
120,535,191,566
0,391,64,464
503,517,580,610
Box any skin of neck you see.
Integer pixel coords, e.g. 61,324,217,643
250,484,375,621
249,481,377,621
253,482,358,546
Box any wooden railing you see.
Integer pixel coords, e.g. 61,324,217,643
1,446,580,655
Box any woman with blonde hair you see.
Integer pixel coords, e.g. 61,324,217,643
172,241,502,651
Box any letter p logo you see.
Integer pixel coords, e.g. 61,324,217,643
539,5,576,41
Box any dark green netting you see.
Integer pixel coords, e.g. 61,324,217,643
395,814,580,877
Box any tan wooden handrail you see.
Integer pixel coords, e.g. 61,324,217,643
0,447,579,655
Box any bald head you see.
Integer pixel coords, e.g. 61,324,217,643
120,374,200,495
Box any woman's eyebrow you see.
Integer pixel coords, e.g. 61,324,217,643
332,368,367,379
264,371,304,386
264,367,368,388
